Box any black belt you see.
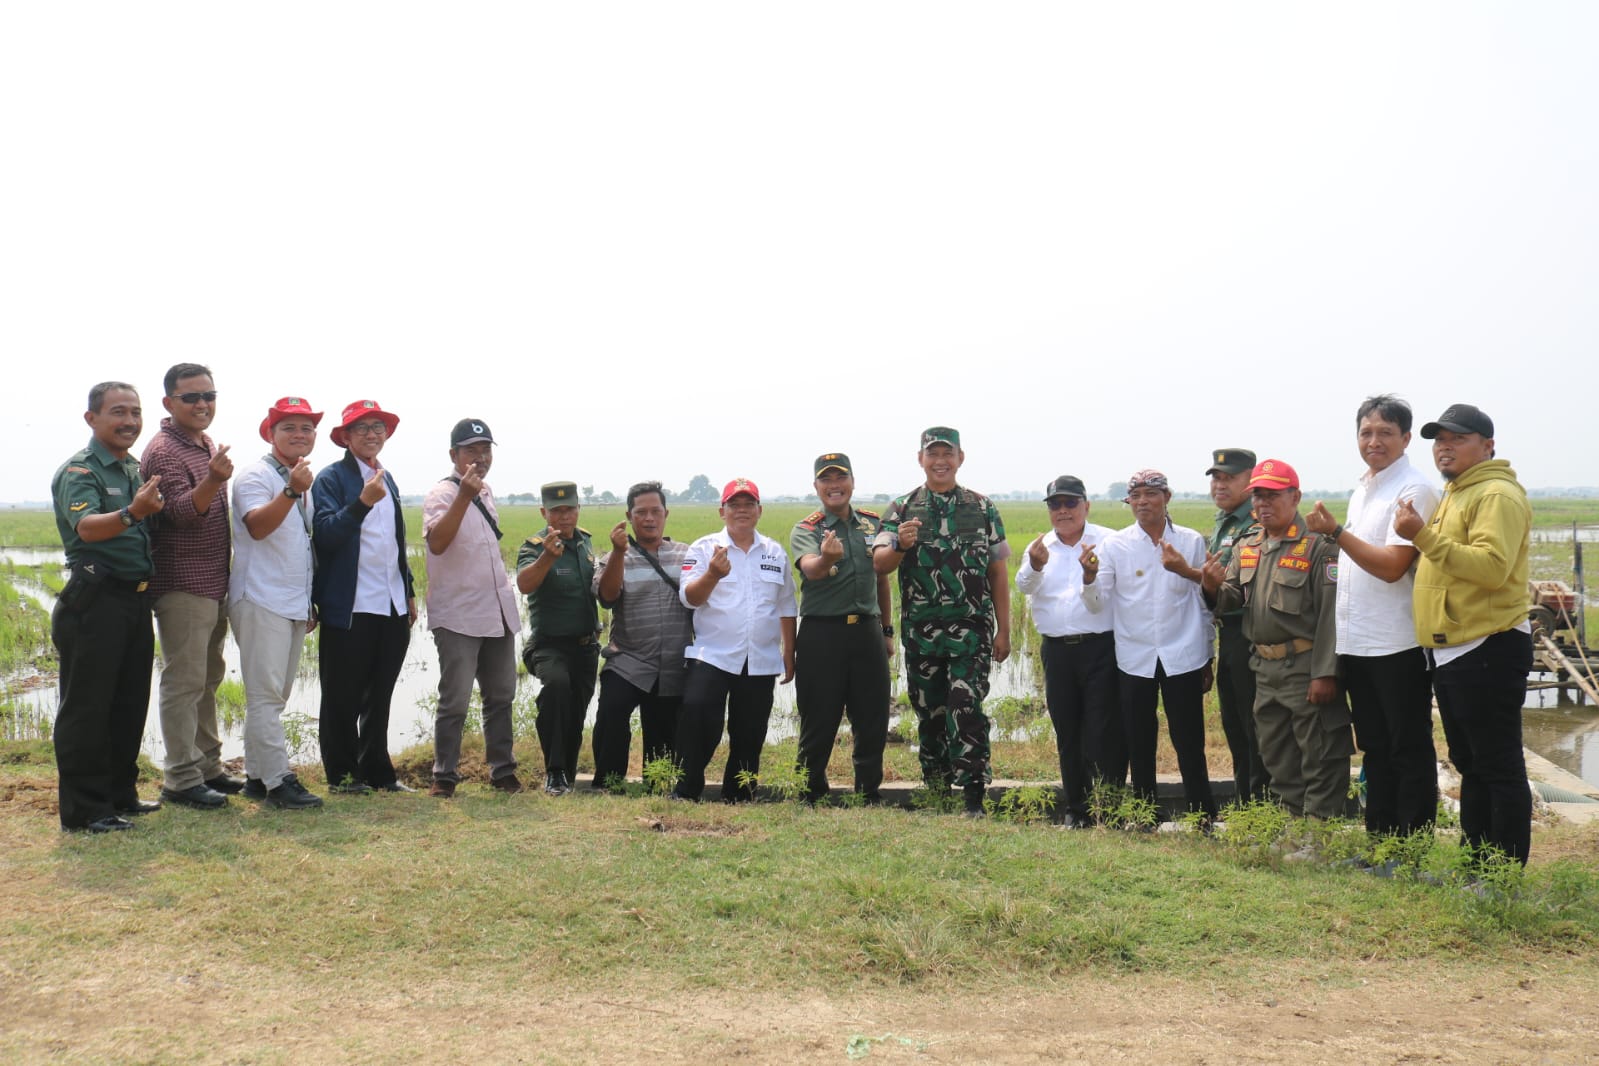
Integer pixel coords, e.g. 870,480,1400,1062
71,565,150,594
1043,630,1111,645
535,633,597,650
803,613,880,625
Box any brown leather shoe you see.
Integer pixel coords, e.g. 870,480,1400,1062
429,779,456,798
490,774,524,795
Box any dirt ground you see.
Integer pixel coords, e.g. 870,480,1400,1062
5,964,1599,1064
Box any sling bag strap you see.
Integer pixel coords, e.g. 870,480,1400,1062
265,453,312,536
444,476,503,541
629,536,678,591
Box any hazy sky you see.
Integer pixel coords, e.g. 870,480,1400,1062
4,3,1596,509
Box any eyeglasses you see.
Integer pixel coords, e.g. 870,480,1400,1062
348,422,388,437
1046,496,1084,510
173,391,218,404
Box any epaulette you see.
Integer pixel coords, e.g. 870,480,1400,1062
798,510,824,530
578,526,591,536
66,465,92,475
527,535,545,547
856,507,880,519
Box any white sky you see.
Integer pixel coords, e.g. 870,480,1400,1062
4,3,1596,508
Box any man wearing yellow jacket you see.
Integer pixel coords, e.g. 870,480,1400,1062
1394,403,1532,866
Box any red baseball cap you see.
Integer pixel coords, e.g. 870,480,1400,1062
258,396,323,442
330,399,400,448
721,477,761,504
1247,459,1299,491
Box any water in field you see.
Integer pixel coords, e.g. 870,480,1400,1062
1524,674,1599,788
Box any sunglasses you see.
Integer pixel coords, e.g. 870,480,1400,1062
1046,496,1084,510
173,390,219,404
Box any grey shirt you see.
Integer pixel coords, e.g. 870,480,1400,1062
593,539,695,698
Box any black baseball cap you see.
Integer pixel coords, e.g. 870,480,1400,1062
1420,403,1494,439
1205,448,1256,476
814,452,852,476
1043,475,1087,501
450,418,496,447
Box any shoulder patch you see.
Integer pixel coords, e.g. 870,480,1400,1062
1325,562,1339,582
1238,545,1260,568
856,507,880,519
66,465,91,475
70,501,91,513
798,510,824,529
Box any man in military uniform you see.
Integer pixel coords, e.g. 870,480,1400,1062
873,427,1011,816
791,453,893,804
50,382,166,832
516,480,600,796
1206,447,1269,803
1203,460,1354,819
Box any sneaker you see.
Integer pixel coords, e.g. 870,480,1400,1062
242,778,268,801
490,774,523,795
264,774,324,810
204,774,247,795
429,779,456,798
544,770,571,796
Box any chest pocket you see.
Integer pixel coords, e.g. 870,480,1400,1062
1265,565,1311,615
757,563,786,585
953,506,986,542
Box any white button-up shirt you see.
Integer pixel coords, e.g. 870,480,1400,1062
351,455,408,616
1088,520,1212,677
422,475,521,640
679,527,797,676
1335,453,1441,657
1015,522,1116,637
229,456,314,621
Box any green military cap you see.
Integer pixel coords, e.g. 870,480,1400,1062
920,426,960,450
814,452,852,476
541,481,580,506
1205,448,1256,476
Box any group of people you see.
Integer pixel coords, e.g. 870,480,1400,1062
1019,394,1534,865
49,374,1537,866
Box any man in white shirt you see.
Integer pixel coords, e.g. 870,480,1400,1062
229,397,324,809
1016,475,1119,827
1088,469,1218,822
672,478,797,802
1306,395,1441,837
423,419,524,798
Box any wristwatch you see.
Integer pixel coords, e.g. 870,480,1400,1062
282,487,302,500
119,506,137,527
882,624,894,638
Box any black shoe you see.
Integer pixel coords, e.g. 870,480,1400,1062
962,784,987,818
114,798,162,816
544,770,571,796
242,778,267,800
204,774,247,795
1058,812,1089,830
373,780,417,793
64,815,135,834
265,773,324,810
161,784,228,809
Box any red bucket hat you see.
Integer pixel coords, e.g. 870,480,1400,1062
258,396,323,443
330,399,400,448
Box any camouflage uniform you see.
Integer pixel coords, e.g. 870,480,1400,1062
876,484,1008,788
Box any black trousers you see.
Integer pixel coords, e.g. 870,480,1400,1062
51,578,153,828
1216,617,1269,801
1039,631,1121,817
1433,629,1532,866
526,637,600,775
591,669,680,789
1121,662,1216,817
319,610,410,789
795,617,890,801
674,660,774,802
1343,647,1438,835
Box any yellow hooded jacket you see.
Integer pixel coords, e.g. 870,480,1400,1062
1410,458,1530,648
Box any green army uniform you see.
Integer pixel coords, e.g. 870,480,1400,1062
518,482,600,780
791,457,890,801
1213,515,1353,818
50,438,157,829
876,477,1008,790
1207,452,1270,803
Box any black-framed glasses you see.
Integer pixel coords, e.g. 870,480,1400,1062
1047,496,1084,510
173,390,218,404
348,422,388,437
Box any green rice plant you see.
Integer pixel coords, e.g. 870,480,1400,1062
735,761,809,803
907,785,960,814
1214,798,1293,856
641,755,682,796
990,784,1057,824
214,677,247,731
281,710,318,761
1087,782,1158,831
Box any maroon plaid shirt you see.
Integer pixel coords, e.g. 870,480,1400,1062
140,417,231,601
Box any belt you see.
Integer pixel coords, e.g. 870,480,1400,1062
535,633,597,649
1043,631,1112,645
71,566,150,593
804,613,878,624
1254,637,1313,661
